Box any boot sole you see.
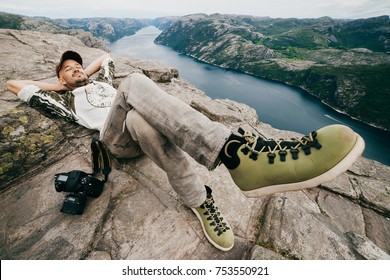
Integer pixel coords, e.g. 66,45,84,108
191,208,234,251
242,133,365,198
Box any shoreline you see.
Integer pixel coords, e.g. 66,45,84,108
176,50,389,133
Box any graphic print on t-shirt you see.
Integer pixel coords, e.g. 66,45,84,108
85,81,116,108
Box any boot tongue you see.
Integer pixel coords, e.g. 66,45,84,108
205,185,213,197
218,133,247,169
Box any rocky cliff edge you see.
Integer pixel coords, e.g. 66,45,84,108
0,29,389,260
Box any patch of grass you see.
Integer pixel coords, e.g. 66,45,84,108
259,28,329,51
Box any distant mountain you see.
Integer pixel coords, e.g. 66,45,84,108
45,16,177,42
155,14,390,131
0,11,60,32
48,17,148,42
0,11,177,44
0,11,107,50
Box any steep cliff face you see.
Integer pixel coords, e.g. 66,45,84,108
0,30,389,260
155,14,390,131
333,15,390,52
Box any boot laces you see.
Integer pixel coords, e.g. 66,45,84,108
200,195,230,236
240,130,322,163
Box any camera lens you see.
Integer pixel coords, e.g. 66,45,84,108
54,174,68,192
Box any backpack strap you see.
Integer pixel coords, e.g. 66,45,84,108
91,137,111,182
91,137,101,175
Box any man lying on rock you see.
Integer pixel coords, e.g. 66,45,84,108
6,50,365,252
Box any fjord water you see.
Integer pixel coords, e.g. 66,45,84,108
110,26,390,166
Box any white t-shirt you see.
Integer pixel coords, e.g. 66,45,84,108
18,58,116,132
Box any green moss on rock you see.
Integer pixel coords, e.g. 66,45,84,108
0,105,67,190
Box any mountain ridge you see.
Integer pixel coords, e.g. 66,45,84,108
154,14,390,131
0,11,177,43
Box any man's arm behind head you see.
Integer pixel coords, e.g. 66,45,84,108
5,80,70,95
85,52,111,78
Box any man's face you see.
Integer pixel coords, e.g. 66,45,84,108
58,59,88,89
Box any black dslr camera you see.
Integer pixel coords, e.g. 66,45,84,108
54,170,104,215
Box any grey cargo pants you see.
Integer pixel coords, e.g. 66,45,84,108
100,73,231,207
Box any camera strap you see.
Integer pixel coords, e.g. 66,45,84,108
91,137,111,183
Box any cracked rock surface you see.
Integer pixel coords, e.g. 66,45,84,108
1,29,389,260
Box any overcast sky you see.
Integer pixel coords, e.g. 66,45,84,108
0,0,389,19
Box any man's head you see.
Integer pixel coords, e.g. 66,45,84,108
56,51,89,89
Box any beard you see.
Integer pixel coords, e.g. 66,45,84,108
67,73,89,88
73,77,89,87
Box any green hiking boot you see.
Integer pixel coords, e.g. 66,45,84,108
220,124,365,197
192,186,234,251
